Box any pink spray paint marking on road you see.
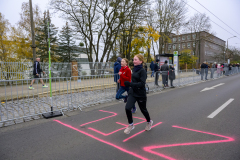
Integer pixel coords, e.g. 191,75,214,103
80,110,117,126
88,126,127,136
115,122,128,127
88,117,146,136
143,125,235,160
123,122,163,142
54,120,149,160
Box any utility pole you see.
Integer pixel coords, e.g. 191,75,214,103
29,0,36,63
225,36,236,63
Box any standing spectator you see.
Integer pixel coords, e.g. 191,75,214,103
217,64,221,77
205,62,209,80
169,65,175,88
150,61,155,77
123,54,153,134
224,62,229,76
114,57,122,92
200,61,206,80
221,64,224,75
160,60,169,88
237,63,239,73
210,62,216,79
229,63,232,75
154,59,160,86
29,58,48,89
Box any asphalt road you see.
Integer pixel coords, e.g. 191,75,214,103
0,74,240,160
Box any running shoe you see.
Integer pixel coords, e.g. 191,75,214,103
29,86,34,90
132,108,137,114
145,120,153,131
124,124,135,134
42,85,48,88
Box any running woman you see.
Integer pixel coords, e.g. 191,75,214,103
116,58,137,113
123,54,153,134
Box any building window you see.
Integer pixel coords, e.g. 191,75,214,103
182,36,185,40
173,38,176,42
193,42,195,47
205,44,208,47
162,45,164,48
187,43,191,48
192,34,196,39
173,44,176,50
178,44,181,49
168,44,172,50
178,37,181,41
182,43,185,48
187,35,191,40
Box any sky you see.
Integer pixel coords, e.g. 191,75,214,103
0,0,240,49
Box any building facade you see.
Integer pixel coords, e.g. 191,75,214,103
164,31,225,65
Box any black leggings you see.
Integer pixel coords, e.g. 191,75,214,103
125,94,151,124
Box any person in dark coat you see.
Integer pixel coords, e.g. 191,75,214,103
150,61,155,77
169,65,175,88
123,54,153,134
29,58,48,89
160,60,169,88
229,63,232,75
205,62,209,80
114,57,122,92
210,62,216,79
200,61,206,80
154,59,160,86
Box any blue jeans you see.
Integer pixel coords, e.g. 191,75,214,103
151,71,154,77
116,86,129,99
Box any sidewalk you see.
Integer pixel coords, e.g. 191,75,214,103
0,72,197,102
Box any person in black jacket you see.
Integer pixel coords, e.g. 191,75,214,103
169,65,175,88
154,59,160,86
124,54,153,134
200,61,206,80
29,58,48,89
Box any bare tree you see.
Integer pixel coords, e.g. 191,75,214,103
184,13,213,65
155,0,187,54
50,0,148,74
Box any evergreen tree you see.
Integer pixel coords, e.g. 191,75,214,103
35,10,58,62
58,22,78,62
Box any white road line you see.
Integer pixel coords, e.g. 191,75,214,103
208,98,234,118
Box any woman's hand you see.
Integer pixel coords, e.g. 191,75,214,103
117,79,120,83
118,72,122,75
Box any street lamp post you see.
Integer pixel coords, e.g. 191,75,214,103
225,36,236,63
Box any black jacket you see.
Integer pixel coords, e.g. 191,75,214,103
154,63,160,72
33,61,42,75
129,68,147,98
169,67,175,80
201,63,206,68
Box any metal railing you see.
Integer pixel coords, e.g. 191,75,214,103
0,67,239,126
0,62,119,80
